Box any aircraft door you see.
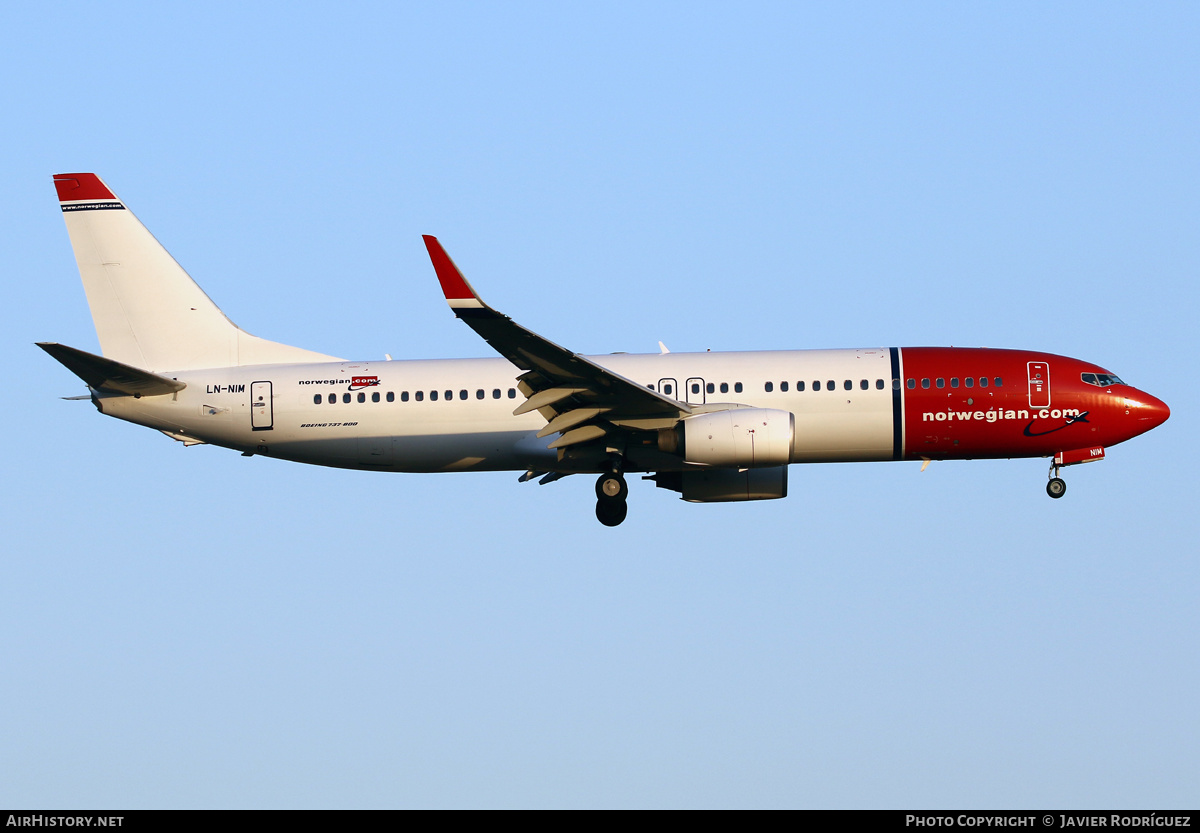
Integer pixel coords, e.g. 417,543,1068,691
251,381,274,430
657,378,679,400
685,377,707,405
1027,362,1050,409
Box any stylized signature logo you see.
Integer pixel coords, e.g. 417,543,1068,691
349,375,380,391
1023,411,1089,437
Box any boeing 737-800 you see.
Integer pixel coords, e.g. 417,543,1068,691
41,173,1170,526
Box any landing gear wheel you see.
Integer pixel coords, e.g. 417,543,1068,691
1046,477,1067,499
596,472,628,502
596,499,628,527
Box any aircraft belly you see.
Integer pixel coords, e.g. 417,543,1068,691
389,431,550,472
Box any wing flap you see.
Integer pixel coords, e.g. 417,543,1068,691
513,386,590,416
536,407,611,439
547,424,608,449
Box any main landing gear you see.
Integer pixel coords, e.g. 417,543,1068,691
1046,461,1067,499
595,469,629,527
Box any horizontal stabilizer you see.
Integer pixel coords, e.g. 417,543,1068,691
37,342,186,396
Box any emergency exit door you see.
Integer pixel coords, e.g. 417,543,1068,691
1027,362,1050,409
251,381,274,430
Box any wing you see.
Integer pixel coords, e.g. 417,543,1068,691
422,236,688,451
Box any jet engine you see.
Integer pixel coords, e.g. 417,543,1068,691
658,408,795,467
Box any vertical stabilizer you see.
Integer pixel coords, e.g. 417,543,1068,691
53,173,340,371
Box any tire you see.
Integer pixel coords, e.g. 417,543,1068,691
596,472,628,502
596,499,628,527
1046,478,1066,499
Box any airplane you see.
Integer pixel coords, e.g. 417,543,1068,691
40,173,1170,526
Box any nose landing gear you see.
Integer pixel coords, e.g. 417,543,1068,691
1046,461,1067,499
595,469,629,527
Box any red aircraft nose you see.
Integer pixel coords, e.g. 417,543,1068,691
1142,393,1170,428
1128,390,1170,431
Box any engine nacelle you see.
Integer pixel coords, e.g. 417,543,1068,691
650,467,789,502
659,408,795,468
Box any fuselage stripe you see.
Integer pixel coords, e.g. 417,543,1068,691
890,346,903,460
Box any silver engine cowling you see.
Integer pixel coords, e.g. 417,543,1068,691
658,408,794,467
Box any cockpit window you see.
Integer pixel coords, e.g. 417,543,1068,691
1082,372,1125,387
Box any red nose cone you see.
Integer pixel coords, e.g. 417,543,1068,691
1141,393,1170,429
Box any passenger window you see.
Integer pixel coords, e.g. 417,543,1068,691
691,383,700,395
327,393,335,404
430,390,438,401
476,389,484,400
664,383,673,395
313,394,321,404
892,379,900,390
994,377,1002,387
813,381,821,391
964,377,974,388
860,379,869,390
876,379,885,390
907,379,915,389
459,390,467,400
780,381,789,392
765,382,774,393
443,390,451,401
950,378,959,388
936,378,945,389
979,377,988,388
372,392,380,403
343,393,351,403
647,383,654,391
720,382,729,394
416,391,424,401
921,378,930,389
508,388,516,398
734,382,743,393
355,392,364,403
797,381,805,392
706,382,715,394
493,389,501,399
843,380,852,391
828,380,836,390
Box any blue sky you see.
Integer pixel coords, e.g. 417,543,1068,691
2,2,1196,808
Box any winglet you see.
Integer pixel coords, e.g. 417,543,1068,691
423,235,485,310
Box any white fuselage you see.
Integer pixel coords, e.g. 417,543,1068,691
100,348,898,473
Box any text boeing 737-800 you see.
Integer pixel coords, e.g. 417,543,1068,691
40,173,1169,526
